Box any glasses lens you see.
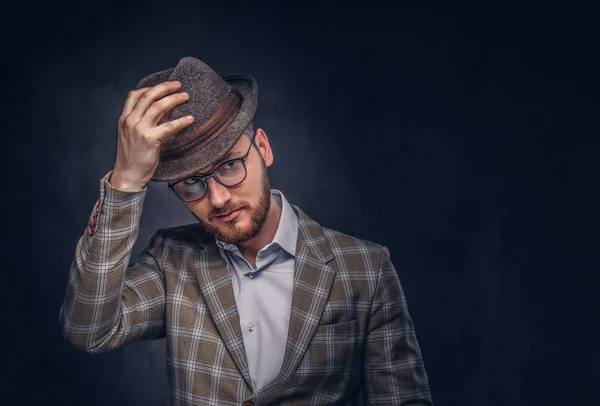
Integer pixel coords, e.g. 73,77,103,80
216,160,246,186
175,177,207,201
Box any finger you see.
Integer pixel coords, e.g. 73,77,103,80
119,87,151,124
139,91,190,127
152,104,170,127
149,115,195,143
128,81,182,124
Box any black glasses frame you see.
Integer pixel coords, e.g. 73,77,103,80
167,132,257,202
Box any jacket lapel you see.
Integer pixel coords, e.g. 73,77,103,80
275,205,336,381
194,243,253,390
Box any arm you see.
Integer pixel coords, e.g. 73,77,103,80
58,81,194,352
58,171,166,353
362,247,434,405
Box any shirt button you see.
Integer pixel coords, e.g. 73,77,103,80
247,322,255,332
248,272,255,279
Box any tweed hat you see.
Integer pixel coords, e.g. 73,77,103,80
135,56,258,182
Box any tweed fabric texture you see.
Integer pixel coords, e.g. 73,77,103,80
58,171,433,405
135,56,258,182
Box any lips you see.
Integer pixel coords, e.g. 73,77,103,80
215,208,242,222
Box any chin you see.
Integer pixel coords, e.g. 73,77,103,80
220,218,247,234
213,219,249,242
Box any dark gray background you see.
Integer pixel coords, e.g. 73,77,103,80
1,1,598,405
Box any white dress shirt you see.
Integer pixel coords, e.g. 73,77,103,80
216,189,298,391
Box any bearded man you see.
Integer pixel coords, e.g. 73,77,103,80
58,56,433,405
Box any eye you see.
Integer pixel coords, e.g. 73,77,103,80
222,161,236,170
217,160,239,175
183,177,199,185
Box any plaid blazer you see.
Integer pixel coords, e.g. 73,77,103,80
59,174,433,405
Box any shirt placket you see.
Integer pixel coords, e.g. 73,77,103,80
235,252,260,390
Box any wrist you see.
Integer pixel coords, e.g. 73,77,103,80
109,170,147,192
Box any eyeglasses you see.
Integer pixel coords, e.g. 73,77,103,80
168,133,256,202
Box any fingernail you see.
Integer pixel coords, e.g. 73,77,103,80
185,115,194,120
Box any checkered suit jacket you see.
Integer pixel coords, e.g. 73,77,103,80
59,173,433,405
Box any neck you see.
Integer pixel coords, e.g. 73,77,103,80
236,194,281,267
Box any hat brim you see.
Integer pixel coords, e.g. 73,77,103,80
151,74,258,182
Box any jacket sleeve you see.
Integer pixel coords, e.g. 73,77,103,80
58,171,166,353
362,246,434,405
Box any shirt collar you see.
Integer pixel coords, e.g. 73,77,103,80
216,189,298,257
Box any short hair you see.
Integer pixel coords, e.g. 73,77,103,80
242,122,259,152
242,122,255,140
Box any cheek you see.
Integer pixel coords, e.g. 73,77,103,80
186,201,210,219
246,172,266,199
235,164,263,196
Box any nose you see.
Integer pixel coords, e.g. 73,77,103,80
206,177,231,208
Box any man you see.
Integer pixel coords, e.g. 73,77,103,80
58,56,433,405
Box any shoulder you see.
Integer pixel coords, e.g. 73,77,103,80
321,226,388,273
292,203,388,271
321,226,383,254
152,222,214,249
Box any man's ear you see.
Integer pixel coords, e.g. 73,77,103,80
255,128,274,167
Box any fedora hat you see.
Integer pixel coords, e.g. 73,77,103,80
135,56,258,182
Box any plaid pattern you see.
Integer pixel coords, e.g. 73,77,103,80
59,173,433,405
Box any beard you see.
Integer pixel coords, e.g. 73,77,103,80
190,163,272,245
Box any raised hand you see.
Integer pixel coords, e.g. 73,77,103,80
111,81,194,191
